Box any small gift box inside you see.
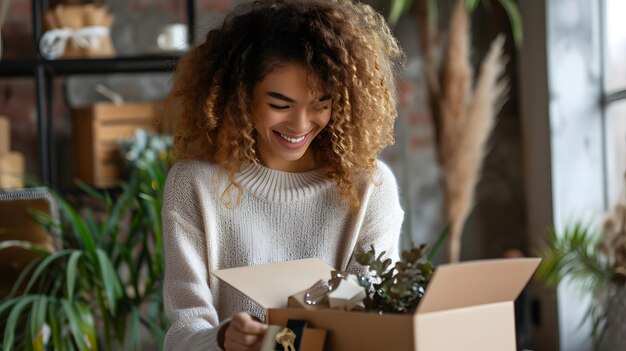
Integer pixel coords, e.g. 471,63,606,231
214,257,540,351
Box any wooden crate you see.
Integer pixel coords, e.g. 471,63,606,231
0,152,25,189
0,116,9,155
0,188,57,298
72,102,159,188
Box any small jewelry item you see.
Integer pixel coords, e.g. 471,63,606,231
303,271,352,305
275,328,296,351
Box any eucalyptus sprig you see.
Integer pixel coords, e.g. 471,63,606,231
356,244,434,314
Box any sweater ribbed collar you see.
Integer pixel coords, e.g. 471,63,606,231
235,162,333,202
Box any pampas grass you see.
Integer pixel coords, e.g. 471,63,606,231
417,0,509,262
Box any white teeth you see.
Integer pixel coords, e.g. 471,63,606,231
279,133,306,143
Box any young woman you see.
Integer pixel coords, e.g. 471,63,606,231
162,0,405,350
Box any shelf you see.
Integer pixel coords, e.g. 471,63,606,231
0,55,181,77
2,0,196,188
0,59,37,77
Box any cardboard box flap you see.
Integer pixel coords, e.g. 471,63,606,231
213,258,334,309
417,257,540,314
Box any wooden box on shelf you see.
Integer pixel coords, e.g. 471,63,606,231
0,116,25,190
72,102,159,188
0,116,9,155
0,152,25,190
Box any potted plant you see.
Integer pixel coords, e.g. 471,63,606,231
0,130,172,351
537,203,626,351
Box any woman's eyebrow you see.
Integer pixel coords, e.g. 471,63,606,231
318,94,332,102
266,92,332,103
267,92,295,103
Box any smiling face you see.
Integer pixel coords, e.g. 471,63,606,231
252,63,332,172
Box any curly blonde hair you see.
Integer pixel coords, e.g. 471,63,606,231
165,0,404,208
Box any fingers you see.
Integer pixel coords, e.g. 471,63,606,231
232,312,268,335
224,312,268,351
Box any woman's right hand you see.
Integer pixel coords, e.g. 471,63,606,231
219,312,268,351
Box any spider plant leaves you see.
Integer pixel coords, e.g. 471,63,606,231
0,240,50,256
47,301,62,350
3,295,40,351
24,250,72,294
57,196,96,255
1,131,171,350
141,306,166,348
126,307,141,351
96,248,124,313
27,208,62,238
62,300,97,350
66,251,83,301
28,297,48,351
75,179,106,204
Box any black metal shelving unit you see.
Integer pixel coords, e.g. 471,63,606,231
0,0,196,188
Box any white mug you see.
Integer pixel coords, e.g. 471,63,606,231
157,24,189,52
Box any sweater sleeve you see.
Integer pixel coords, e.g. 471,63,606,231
346,161,404,273
162,162,225,351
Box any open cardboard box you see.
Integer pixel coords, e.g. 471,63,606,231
214,257,540,350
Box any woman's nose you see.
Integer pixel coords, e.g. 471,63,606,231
287,109,312,133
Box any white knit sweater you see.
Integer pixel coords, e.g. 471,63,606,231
162,160,404,350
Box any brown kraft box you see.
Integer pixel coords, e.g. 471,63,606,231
214,257,540,351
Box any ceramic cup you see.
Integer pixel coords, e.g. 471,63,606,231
157,24,189,52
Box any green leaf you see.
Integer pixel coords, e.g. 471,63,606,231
29,297,48,351
3,295,39,351
0,297,20,320
127,307,141,351
83,209,101,246
497,0,523,48
428,223,451,261
96,248,123,313
427,0,438,32
103,192,130,241
0,240,49,256
27,208,62,237
141,194,164,275
95,288,112,350
389,0,411,27
466,0,480,12
75,302,98,351
58,300,98,350
61,300,90,350
24,250,72,294
66,251,83,301
46,301,62,351
57,194,97,255
140,315,166,350
76,179,106,203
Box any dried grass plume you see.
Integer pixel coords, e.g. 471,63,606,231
420,0,509,262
